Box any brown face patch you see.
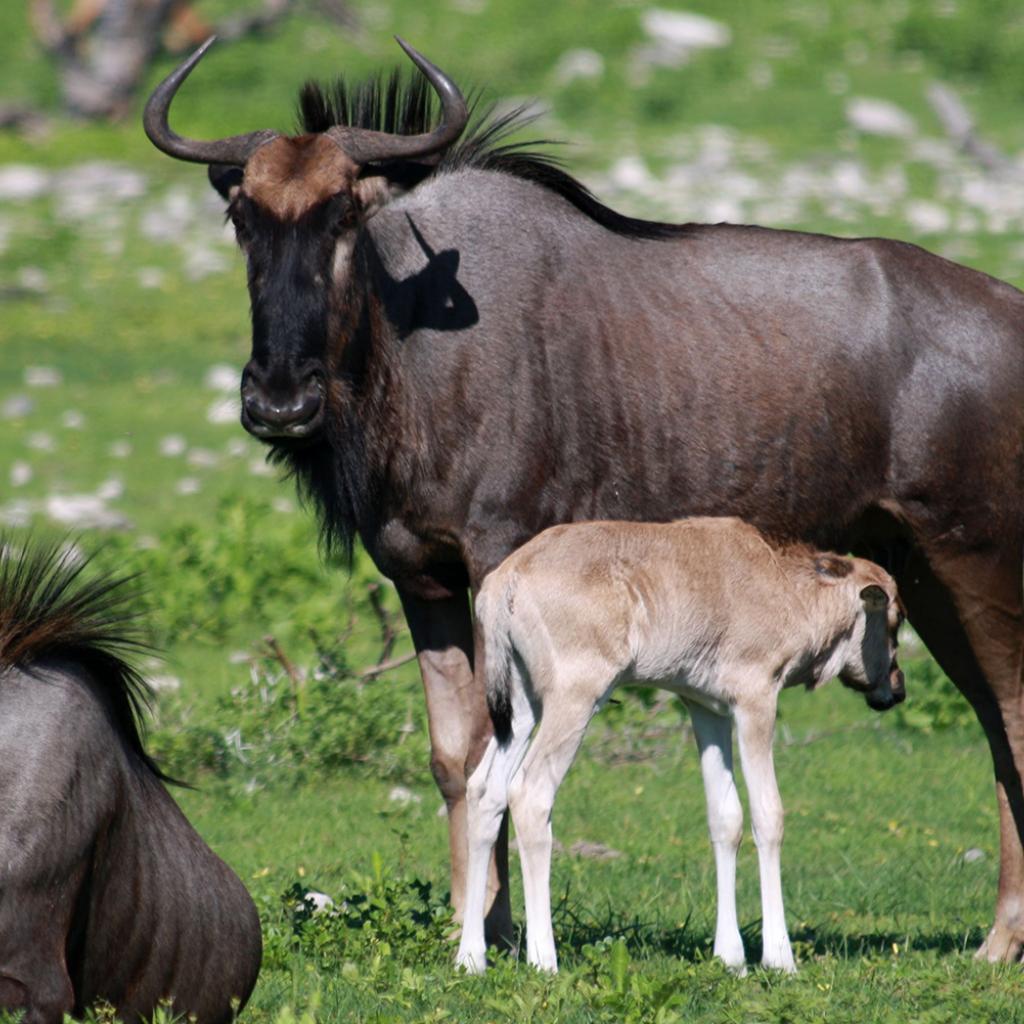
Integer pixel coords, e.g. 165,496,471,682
242,135,359,220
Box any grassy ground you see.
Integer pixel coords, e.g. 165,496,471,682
1,0,1023,1019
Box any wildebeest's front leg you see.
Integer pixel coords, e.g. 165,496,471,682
399,588,513,943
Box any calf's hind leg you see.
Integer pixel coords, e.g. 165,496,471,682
457,694,536,973
686,702,746,971
734,696,795,972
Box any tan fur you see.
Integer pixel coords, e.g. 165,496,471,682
457,516,904,974
242,135,359,220
484,517,900,708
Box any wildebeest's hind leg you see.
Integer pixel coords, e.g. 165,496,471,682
399,589,514,945
0,888,76,1024
894,542,1024,962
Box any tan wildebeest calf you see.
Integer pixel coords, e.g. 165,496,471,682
456,517,905,974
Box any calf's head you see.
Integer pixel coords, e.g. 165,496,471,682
143,36,468,443
820,556,905,711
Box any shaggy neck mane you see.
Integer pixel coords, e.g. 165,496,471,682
297,71,691,241
0,541,164,779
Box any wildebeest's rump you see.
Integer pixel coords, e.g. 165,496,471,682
145,40,1024,959
0,542,261,1024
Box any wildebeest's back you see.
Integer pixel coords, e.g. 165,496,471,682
378,172,1024,577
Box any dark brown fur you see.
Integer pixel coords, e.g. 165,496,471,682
161,59,1024,958
0,542,261,1023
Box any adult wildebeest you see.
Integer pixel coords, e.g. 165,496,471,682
145,38,1024,958
457,518,905,974
0,542,261,1023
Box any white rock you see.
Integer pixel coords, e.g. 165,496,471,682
27,432,55,452
0,500,34,527
96,477,124,501
553,48,605,85
846,98,916,138
45,494,128,529
2,394,33,419
9,461,32,487
17,267,49,293
175,477,201,495
609,155,657,193
388,786,422,805
62,409,85,429
207,395,240,425
184,246,228,281
642,9,731,50
108,440,132,458
0,165,51,201
159,434,187,457
205,364,239,392
25,366,62,388
302,891,336,915
187,447,219,469
149,674,182,694
904,199,951,235
137,267,165,290
963,847,986,864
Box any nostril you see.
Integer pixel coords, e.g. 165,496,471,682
241,375,324,436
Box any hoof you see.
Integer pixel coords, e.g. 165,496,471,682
976,924,1024,964
455,948,487,974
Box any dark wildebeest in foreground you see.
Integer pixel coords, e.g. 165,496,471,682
145,39,1024,958
0,543,261,1023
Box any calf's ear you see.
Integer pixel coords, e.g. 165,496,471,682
859,584,888,612
208,163,243,200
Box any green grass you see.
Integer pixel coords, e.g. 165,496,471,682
1,0,1021,1019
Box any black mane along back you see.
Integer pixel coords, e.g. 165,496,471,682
297,70,691,241
0,539,164,779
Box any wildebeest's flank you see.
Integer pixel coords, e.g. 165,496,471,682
0,543,261,1024
144,40,1024,959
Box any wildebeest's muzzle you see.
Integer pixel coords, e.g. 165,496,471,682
240,360,325,440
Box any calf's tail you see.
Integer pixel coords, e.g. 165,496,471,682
480,572,518,746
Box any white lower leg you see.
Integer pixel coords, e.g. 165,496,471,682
456,710,534,972
456,740,501,972
735,703,795,972
689,703,745,970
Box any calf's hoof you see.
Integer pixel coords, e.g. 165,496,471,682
760,944,796,974
455,947,487,974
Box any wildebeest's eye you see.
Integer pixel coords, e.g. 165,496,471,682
227,201,251,245
328,194,356,236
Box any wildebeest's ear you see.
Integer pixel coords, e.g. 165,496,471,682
859,584,888,612
208,163,244,200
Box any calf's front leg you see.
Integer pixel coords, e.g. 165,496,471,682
687,702,745,972
734,698,795,972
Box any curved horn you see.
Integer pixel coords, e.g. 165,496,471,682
327,37,469,164
143,36,278,166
